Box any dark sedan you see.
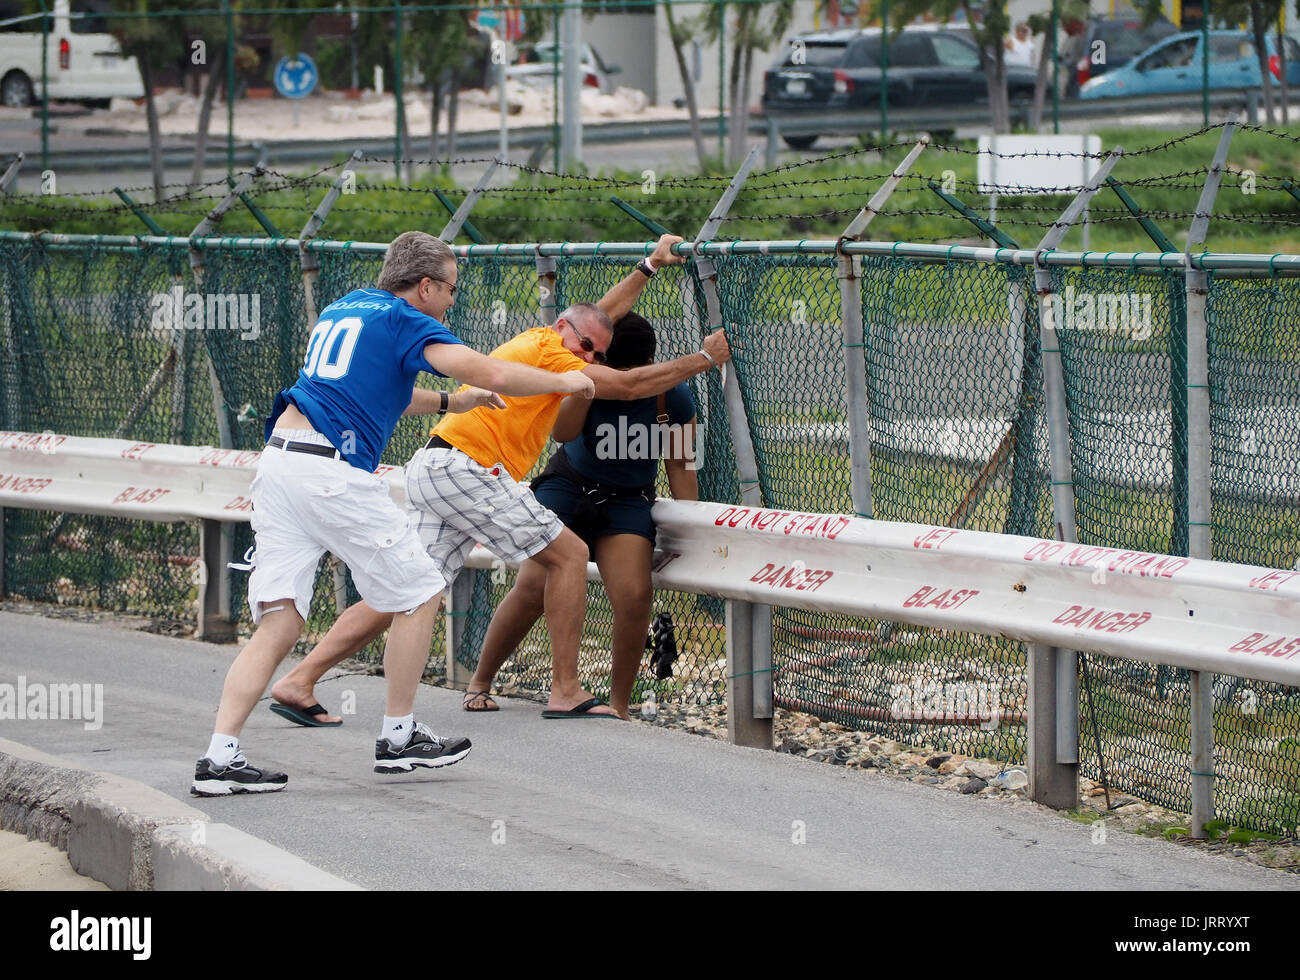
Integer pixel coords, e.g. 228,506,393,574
762,26,1038,148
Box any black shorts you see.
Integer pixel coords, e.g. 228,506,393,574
531,473,656,548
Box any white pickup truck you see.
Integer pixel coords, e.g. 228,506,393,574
0,0,144,108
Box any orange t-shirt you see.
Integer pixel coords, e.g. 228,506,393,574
432,327,588,481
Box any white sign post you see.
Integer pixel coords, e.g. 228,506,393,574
978,134,1102,248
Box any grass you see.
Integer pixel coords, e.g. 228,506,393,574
3,123,1300,252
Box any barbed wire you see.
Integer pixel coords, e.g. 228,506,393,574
6,190,1295,229
6,122,1300,237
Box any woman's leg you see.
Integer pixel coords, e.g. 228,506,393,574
594,533,655,720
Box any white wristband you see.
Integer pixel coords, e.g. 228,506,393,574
697,348,717,370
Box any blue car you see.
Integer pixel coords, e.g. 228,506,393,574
1079,30,1300,99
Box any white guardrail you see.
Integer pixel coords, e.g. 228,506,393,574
2,430,1298,688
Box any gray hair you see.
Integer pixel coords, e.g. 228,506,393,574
558,302,612,334
378,231,455,293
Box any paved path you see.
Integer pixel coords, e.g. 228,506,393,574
1,610,1295,890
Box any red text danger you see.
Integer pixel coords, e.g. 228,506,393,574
1053,605,1151,634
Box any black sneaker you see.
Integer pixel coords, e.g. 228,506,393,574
191,754,288,796
374,722,471,773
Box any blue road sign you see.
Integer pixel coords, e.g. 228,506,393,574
273,54,318,99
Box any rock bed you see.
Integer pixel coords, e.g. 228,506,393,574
634,698,1300,875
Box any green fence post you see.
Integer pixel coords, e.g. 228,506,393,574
927,180,1019,248
394,0,406,184
39,0,49,173
432,189,485,244
609,196,674,238
717,0,726,159
1184,116,1237,839
228,175,282,238
225,0,235,178
1050,0,1059,133
535,248,558,326
438,155,502,243
1202,10,1210,128
1030,148,1123,809
880,0,889,141
444,566,476,689
113,187,168,237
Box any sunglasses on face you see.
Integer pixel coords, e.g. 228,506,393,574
428,277,457,299
564,319,607,364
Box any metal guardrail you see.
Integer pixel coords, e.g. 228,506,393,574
3,430,1298,816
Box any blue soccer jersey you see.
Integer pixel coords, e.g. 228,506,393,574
270,289,463,471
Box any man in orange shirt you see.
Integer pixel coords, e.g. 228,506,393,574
271,235,729,719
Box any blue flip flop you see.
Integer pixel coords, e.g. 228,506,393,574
269,701,342,728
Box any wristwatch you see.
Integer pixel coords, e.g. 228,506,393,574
636,258,657,278
436,390,450,414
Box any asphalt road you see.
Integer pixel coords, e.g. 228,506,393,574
1,609,1297,891
1,97,1238,197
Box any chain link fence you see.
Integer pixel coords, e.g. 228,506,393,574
2,233,1299,833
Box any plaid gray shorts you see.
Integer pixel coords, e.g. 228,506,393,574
405,446,565,585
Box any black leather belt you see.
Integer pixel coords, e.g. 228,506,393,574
267,436,341,460
425,435,456,451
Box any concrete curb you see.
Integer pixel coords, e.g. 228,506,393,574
0,737,360,891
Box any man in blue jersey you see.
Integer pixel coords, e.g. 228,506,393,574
191,231,594,796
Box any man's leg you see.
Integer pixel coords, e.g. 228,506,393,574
194,601,301,794
530,527,619,716
381,593,442,717
270,600,394,722
214,602,305,737
373,590,472,772
469,558,548,696
406,451,612,715
594,535,655,720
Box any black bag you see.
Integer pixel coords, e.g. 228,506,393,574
646,612,679,679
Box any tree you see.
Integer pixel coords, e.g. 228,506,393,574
259,0,332,61
692,0,794,165
868,0,1016,133
664,1,709,170
109,0,186,200
183,0,243,191
1026,1,1088,131
407,2,485,164
410,5,463,163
